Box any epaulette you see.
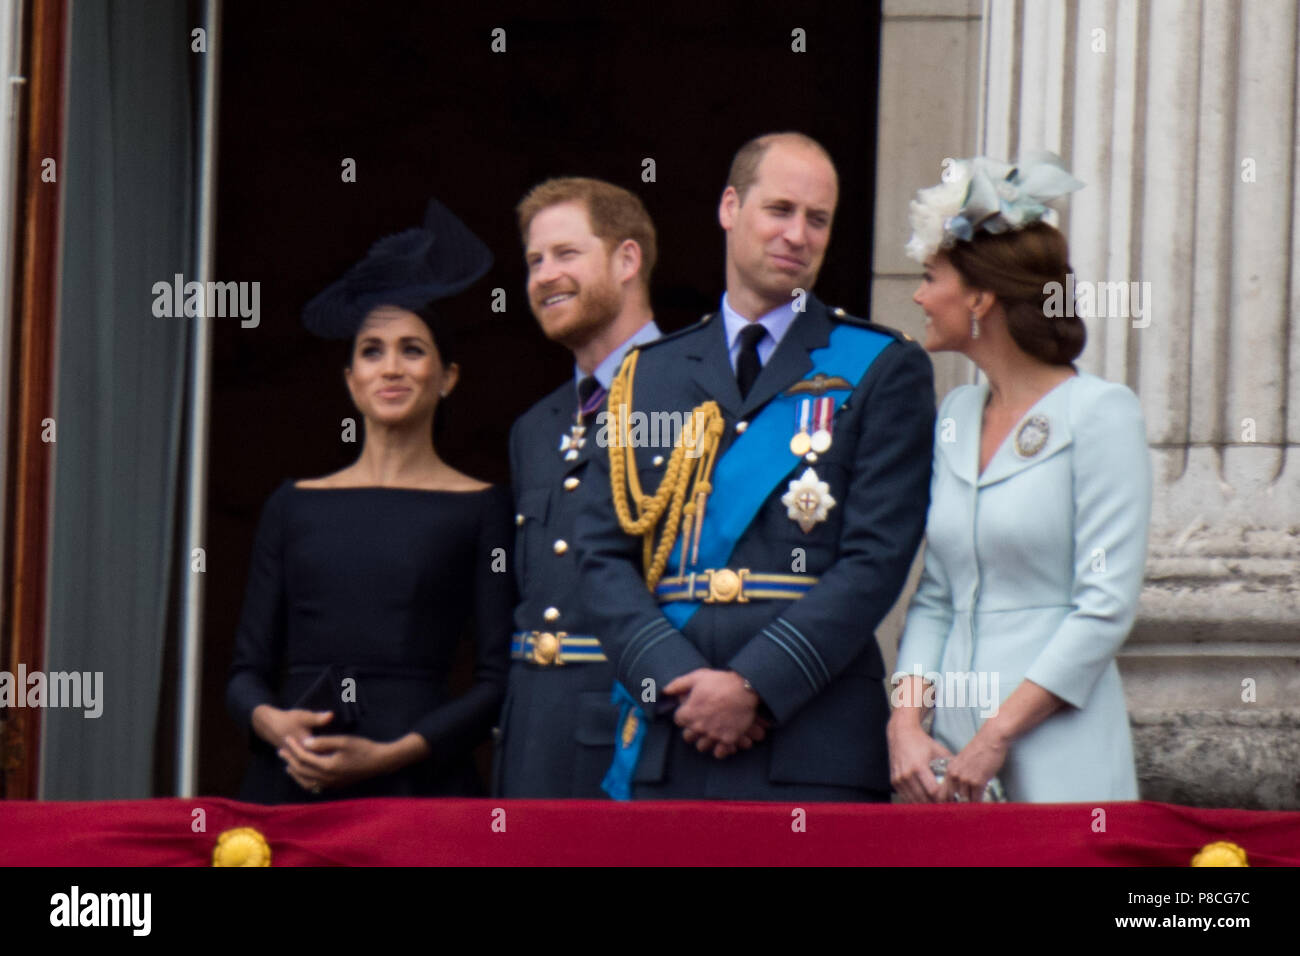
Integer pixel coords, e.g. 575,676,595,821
632,312,717,351
826,305,916,343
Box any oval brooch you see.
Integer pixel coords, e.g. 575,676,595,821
1014,414,1050,458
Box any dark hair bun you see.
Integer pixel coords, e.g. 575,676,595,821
947,221,1085,365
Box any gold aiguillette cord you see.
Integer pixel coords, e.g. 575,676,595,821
607,349,723,591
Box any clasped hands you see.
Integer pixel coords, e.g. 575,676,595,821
888,716,1007,803
252,705,394,793
664,668,770,759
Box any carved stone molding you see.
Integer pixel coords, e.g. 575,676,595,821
1132,710,1300,810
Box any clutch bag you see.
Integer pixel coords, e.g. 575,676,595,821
290,664,362,731
930,757,1007,802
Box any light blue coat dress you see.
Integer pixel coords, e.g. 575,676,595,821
896,371,1151,801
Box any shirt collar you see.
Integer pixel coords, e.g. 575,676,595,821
577,320,663,391
720,293,798,351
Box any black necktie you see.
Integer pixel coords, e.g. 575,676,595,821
576,375,605,423
735,324,766,399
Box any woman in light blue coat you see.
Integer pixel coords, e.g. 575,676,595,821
888,156,1151,803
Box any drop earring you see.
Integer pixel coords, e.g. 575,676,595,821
970,312,980,340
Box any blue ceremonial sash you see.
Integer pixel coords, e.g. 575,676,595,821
601,681,647,801
659,322,893,629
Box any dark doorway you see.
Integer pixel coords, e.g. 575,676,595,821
195,0,882,797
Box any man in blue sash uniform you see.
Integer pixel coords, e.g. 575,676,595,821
495,178,661,797
575,133,935,800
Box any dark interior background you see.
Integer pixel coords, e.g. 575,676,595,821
179,0,882,797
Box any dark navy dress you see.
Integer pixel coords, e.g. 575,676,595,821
226,480,516,803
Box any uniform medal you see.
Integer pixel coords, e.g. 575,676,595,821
789,399,813,457
786,393,838,530
560,380,608,461
788,387,838,462
559,419,586,461
810,396,834,453
782,467,836,533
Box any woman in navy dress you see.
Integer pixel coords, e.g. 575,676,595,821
226,200,515,802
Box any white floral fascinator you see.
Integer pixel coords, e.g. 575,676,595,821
905,151,1083,263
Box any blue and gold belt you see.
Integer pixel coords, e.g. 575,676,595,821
510,631,607,666
653,569,819,604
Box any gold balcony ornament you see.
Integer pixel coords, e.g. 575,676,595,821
212,827,272,867
1190,841,1248,867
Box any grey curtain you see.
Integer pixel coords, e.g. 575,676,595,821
42,0,193,798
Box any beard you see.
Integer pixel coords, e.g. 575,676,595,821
535,274,623,348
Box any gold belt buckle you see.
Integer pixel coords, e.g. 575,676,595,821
531,631,566,666
703,568,749,604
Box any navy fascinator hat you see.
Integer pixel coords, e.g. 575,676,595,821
301,198,494,340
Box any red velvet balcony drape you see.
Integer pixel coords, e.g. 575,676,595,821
1,798,1297,866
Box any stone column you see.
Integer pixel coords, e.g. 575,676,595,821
872,0,985,399
870,0,986,663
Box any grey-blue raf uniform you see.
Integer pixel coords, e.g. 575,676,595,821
574,297,935,800
493,380,621,797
